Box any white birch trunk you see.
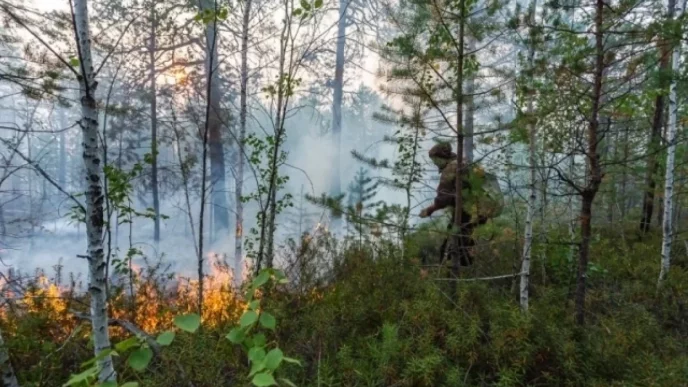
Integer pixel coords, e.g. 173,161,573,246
234,0,252,287
0,327,19,387
74,0,116,381
520,0,538,313
464,38,475,164
659,0,686,286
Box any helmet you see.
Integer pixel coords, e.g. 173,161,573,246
429,143,457,160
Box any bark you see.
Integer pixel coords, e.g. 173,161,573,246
464,38,475,164
574,0,605,326
659,0,684,286
73,0,117,381
330,0,348,214
234,0,252,287
259,4,289,271
520,0,538,313
201,0,229,239
640,31,672,233
0,327,19,387
149,9,161,243
452,0,467,298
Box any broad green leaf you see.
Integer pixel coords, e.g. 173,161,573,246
253,271,270,287
248,300,260,310
69,57,80,67
283,357,302,366
253,333,267,347
121,383,140,387
300,0,311,10
156,330,175,346
174,314,201,333
252,372,277,386
226,327,245,344
260,312,276,330
314,0,323,8
241,310,259,327
128,347,153,371
265,348,283,370
248,347,266,363
293,8,303,16
248,359,266,377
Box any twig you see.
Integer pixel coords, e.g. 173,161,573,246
433,272,525,282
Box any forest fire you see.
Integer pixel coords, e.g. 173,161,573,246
0,252,247,340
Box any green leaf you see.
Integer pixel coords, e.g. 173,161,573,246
265,348,283,370
248,300,260,310
283,357,302,366
252,372,277,386
63,367,97,386
226,327,245,344
259,312,276,330
253,333,267,347
248,359,267,377
98,382,117,387
248,347,266,363
241,311,259,327
69,56,80,67
314,0,323,8
174,314,201,333
253,271,270,287
128,347,153,371
121,383,140,387
156,331,175,346
279,378,298,387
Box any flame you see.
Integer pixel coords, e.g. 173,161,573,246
0,252,248,341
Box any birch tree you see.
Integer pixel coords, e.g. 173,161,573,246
520,0,539,313
658,0,686,286
73,0,117,380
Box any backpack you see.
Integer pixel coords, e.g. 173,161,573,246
465,166,504,220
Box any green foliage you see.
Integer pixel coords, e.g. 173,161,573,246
173,314,201,333
225,268,299,386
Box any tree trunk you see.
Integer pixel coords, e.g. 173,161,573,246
640,35,671,233
0,327,19,387
73,0,116,381
330,0,348,227
234,0,252,287
464,38,475,164
574,0,605,326
520,0,538,313
659,0,683,286
201,0,229,240
451,0,467,298
149,9,160,244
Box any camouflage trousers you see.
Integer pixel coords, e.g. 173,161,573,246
441,224,476,267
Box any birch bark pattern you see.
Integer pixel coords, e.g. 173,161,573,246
520,0,538,313
452,0,467,298
235,0,252,287
74,0,117,380
659,0,685,286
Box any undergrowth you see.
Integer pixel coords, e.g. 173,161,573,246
2,222,687,386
